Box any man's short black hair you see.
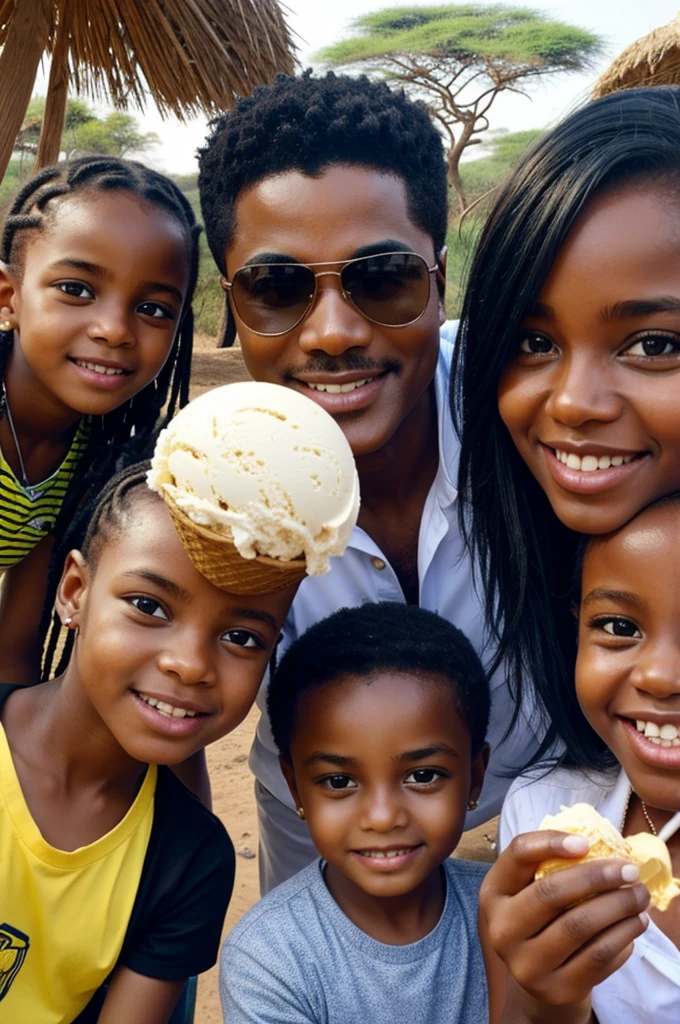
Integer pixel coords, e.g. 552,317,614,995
197,70,448,276
268,603,489,763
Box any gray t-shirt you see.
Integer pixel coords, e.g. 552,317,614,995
220,858,489,1023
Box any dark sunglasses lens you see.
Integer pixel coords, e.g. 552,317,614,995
231,264,315,334
341,253,431,326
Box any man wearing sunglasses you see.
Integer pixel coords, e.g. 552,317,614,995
198,71,541,893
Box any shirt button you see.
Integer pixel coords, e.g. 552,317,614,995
371,557,386,571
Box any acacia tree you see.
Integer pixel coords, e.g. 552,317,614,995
16,98,158,162
318,5,602,213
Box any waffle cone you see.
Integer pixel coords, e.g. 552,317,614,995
163,491,307,595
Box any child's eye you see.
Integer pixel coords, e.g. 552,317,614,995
517,332,557,356
404,768,445,785
138,301,176,320
593,616,641,638
221,629,262,649
623,332,680,359
128,596,168,619
321,775,357,790
55,280,94,299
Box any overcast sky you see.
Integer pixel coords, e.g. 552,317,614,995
61,1,680,174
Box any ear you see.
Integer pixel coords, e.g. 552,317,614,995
469,741,489,806
0,260,20,329
436,246,447,325
55,550,91,630
279,756,302,811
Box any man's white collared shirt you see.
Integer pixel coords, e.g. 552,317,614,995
250,327,542,827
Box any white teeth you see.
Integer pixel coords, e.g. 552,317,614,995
360,848,412,859
635,720,680,746
307,379,369,394
554,449,635,472
137,693,198,718
76,359,125,375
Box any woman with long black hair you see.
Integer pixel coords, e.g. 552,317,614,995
453,85,680,773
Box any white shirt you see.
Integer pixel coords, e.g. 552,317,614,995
250,327,543,827
500,766,680,1023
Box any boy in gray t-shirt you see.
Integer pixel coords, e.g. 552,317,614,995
220,604,492,1023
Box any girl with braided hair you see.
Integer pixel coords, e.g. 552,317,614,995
0,156,199,685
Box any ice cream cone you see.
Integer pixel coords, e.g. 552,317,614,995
164,491,307,595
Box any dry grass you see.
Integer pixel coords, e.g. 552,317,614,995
594,14,680,96
0,0,296,119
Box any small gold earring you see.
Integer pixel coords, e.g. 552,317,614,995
467,799,478,811
296,807,306,820
64,616,73,627
0,319,12,332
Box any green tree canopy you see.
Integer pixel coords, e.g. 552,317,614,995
318,5,602,213
16,98,159,162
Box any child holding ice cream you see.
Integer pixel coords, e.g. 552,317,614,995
0,382,358,1023
480,493,680,1023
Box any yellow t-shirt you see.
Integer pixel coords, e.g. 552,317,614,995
0,721,157,1022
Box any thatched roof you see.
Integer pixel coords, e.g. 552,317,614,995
594,13,680,97
0,0,296,119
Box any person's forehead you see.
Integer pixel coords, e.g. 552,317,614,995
297,671,468,749
586,505,680,574
228,165,433,265
23,190,188,270
95,495,296,623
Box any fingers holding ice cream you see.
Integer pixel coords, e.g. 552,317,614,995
535,803,680,912
148,382,360,594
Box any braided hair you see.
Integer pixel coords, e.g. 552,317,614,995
0,157,200,672
43,460,156,678
0,155,199,415
197,70,448,346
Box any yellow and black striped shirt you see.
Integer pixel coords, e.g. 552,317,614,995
0,419,90,571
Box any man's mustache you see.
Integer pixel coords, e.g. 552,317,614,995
283,355,402,377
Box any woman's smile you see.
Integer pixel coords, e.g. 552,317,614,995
499,185,680,534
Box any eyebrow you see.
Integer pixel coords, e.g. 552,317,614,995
49,258,184,302
302,743,461,769
120,569,191,603
242,240,419,268
230,607,278,632
581,587,647,610
600,297,680,321
396,744,460,763
303,752,359,768
526,296,680,323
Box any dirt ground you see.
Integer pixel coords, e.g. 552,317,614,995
190,337,498,1023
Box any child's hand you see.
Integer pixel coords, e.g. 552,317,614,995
480,830,650,1012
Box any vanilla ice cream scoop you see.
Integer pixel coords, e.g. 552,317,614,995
535,803,680,911
148,382,359,592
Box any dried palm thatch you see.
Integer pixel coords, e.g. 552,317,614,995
0,0,296,177
593,12,680,98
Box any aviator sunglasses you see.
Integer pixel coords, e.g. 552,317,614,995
220,251,439,336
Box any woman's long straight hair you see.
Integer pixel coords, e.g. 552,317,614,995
452,86,680,772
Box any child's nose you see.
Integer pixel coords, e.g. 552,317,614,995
87,303,135,347
156,633,215,687
359,784,409,833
